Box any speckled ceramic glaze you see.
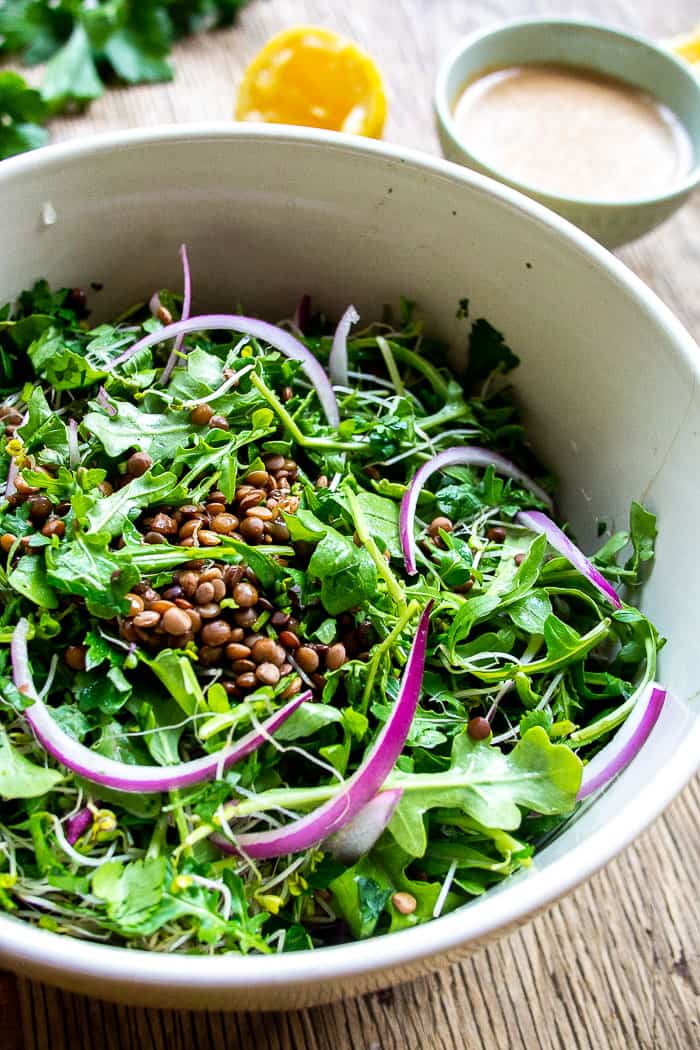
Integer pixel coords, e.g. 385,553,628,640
434,18,700,247
0,126,698,1009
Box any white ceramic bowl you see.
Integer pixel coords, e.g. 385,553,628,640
434,17,700,248
0,126,698,1011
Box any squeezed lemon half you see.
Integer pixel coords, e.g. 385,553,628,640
668,24,700,67
235,25,387,138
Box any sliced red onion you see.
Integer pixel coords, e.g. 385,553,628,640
68,418,80,470
97,386,117,417
161,243,192,385
324,788,403,863
517,509,621,609
5,457,18,499
5,410,28,497
400,446,552,575
328,305,359,387
212,602,432,860
65,807,93,845
107,313,339,427
294,293,311,334
577,684,666,799
148,291,162,317
11,619,309,793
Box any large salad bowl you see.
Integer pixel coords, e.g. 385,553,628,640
0,125,698,1009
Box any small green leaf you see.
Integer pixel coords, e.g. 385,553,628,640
8,556,58,609
466,318,519,384
628,501,657,577
41,25,103,110
389,727,582,856
85,469,185,538
92,857,166,933
0,727,62,799
308,527,377,615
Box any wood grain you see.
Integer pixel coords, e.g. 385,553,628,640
3,1,700,1047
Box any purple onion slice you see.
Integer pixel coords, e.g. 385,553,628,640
324,788,403,864
328,304,359,386
107,313,339,426
517,509,621,609
161,243,193,384
400,446,552,575
212,603,433,860
577,684,667,799
11,619,309,793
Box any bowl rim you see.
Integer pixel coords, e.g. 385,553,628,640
434,15,700,210
0,122,699,996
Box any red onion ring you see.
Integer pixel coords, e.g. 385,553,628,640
161,243,192,385
329,305,359,386
211,602,433,860
517,509,621,609
107,313,339,427
577,684,666,799
324,788,403,863
400,446,552,574
11,619,310,793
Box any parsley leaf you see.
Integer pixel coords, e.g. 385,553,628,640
0,726,63,799
466,318,520,385
1,1,252,121
92,857,166,933
0,71,49,160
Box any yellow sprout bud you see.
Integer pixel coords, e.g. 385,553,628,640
171,874,193,892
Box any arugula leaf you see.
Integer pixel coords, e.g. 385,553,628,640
508,590,552,634
330,491,402,558
140,650,205,717
388,728,582,856
8,555,58,608
84,469,185,537
628,501,657,577
27,327,107,390
0,71,49,160
449,534,546,650
83,400,192,460
543,615,584,661
45,534,139,617
274,702,342,742
433,531,473,588
0,726,62,799
18,385,67,454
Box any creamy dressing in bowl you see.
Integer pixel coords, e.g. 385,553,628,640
453,63,693,201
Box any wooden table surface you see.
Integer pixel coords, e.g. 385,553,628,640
2,1,699,1047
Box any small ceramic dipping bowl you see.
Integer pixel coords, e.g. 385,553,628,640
435,17,700,247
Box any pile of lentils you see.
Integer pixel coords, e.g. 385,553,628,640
127,448,302,549
111,560,352,700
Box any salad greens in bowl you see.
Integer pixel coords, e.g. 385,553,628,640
0,251,664,953
0,126,697,1011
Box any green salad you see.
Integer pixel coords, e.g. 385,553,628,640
0,251,664,954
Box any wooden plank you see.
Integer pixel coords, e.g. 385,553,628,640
3,1,699,1047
